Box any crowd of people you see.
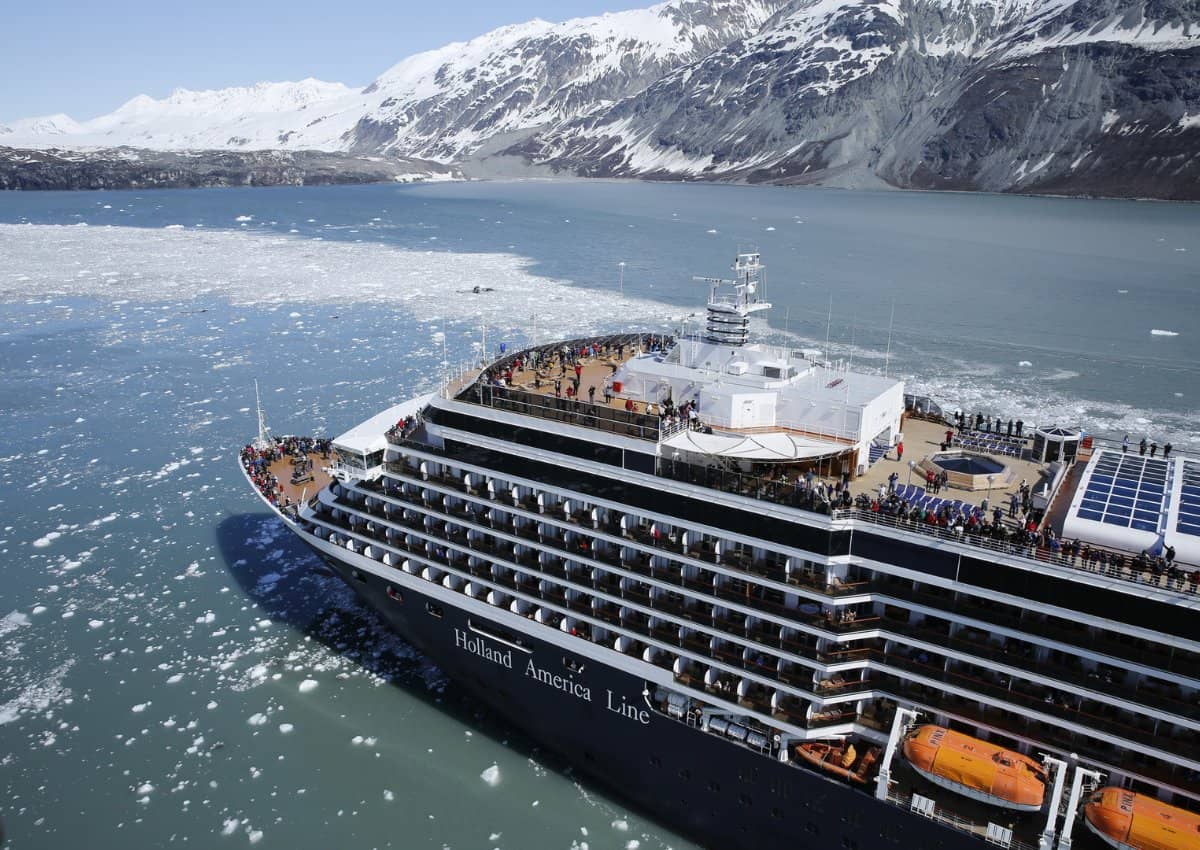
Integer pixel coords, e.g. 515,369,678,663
953,410,1026,439
385,414,422,444
1122,435,1173,458
239,435,329,508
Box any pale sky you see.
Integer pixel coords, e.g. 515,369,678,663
0,0,651,123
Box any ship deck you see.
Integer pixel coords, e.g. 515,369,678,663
268,451,333,508
853,418,1048,518
444,335,1196,590
242,438,333,512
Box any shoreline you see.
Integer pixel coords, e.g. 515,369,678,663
1,146,1196,204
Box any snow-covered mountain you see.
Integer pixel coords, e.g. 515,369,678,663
1,0,785,162
512,0,1200,197
4,0,1197,197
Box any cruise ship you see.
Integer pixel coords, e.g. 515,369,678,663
239,254,1200,850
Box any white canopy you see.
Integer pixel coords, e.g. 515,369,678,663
662,429,847,462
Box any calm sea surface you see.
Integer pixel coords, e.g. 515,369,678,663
1,181,1198,849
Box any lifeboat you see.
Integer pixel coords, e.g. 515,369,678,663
1083,787,1200,850
795,740,881,785
902,725,1046,811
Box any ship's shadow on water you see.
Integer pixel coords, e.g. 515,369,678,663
214,512,639,814
217,511,488,712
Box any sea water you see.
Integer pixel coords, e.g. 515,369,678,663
0,181,1197,849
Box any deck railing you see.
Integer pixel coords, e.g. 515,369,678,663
840,505,1198,593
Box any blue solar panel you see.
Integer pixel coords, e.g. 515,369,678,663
1077,451,1171,533
1175,460,1200,536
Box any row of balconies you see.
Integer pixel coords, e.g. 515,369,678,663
330,480,1200,735
875,573,1200,682
312,500,1197,789
384,461,1200,695
379,460,870,598
331,482,1200,739
388,447,1200,697
312,502,867,712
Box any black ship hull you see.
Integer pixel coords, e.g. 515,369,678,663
305,539,1005,850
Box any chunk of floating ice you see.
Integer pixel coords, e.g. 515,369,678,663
298,679,318,693
706,229,718,234
131,703,149,713
1150,329,1179,336
33,531,61,547
1018,360,1033,367
612,819,629,832
383,789,394,801
480,764,501,786
166,673,183,684
625,841,640,850
278,723,294,734
136,782,154,795
206,701,218,710
235,215,253,222
248,829,263,844
765,226,776,231
247,713,268,726
221,818,239,836
88,619,105,629
1,611,32,633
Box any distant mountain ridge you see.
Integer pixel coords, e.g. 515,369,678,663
2,0,785,162
4,0,1198,198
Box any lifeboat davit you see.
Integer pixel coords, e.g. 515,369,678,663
1083,787,1200,850
902,725,1046,811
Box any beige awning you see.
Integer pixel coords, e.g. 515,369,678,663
662,429,847,461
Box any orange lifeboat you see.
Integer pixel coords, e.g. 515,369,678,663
1083,786,1200,850
902,725,1046,811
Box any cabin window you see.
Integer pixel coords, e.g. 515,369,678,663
351,569,367,583
425,602,443,618
386,585,403,602
563,657,585,674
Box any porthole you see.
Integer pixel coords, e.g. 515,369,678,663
426,602,443,618
386,585,403,602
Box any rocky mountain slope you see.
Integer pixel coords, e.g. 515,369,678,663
1,0,785,163
512,0,1200,198
3,0,1197,198
0,147,455,191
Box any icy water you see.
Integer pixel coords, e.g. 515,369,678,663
1,181,1198,850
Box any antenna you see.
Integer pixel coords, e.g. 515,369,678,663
824,293,833,371
253,379,272,451
884,299,896,379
